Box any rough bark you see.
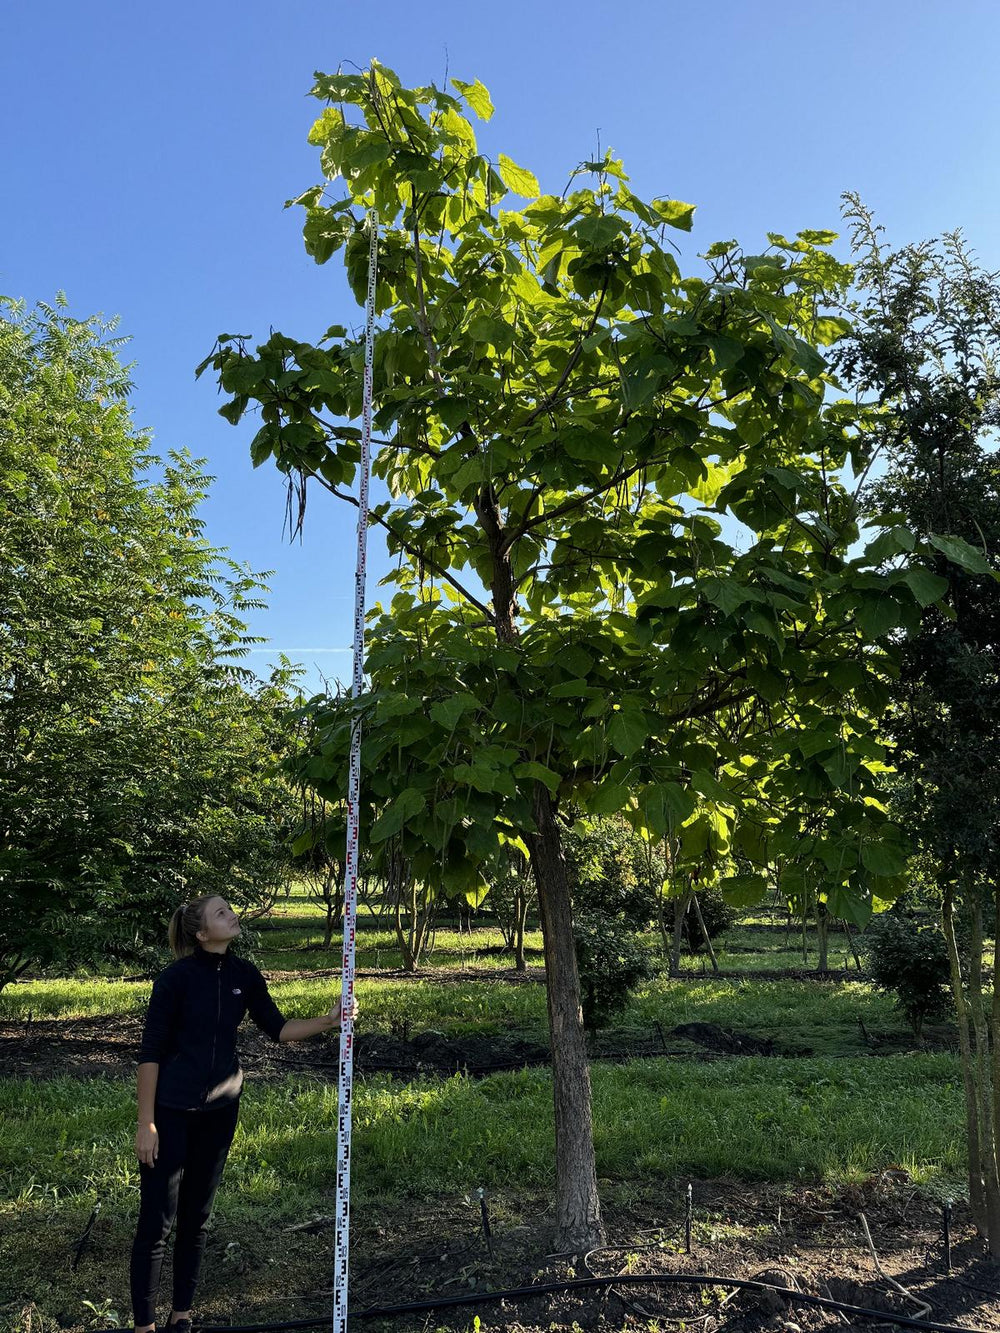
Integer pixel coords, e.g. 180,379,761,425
942,886,988,1234
994,887,1000,1244
528,781,605,1252
967,899,1000,1250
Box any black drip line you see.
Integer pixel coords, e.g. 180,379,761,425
98,1269,997,1333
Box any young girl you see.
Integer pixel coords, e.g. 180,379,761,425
131,894,357,1333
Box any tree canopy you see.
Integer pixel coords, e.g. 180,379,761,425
201,63,951,915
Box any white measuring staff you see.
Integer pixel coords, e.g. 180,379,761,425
333,209,379,1333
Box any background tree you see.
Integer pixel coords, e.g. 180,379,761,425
0,297,297,987
839,201,1000,1251
486,844,536,971
205,66,941,1249
573,909,653,1032
290,792,348,950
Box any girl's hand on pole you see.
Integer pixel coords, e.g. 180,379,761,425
135,1122,159,1167
329,997,359,1025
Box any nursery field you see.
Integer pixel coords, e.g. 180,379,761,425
1,891,997,1333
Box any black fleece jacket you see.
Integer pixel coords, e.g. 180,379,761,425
138,946,287,1110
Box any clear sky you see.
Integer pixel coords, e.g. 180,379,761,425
4,1,999,693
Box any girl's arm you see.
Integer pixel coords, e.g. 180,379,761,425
135,1062,159,1165
135,971,176,1167
279,997,359,1044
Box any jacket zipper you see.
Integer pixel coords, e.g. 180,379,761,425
209,958,222,1093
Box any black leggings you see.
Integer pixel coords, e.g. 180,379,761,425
130,1100,240,1325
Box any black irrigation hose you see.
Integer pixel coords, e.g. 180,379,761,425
98,1270,996,1333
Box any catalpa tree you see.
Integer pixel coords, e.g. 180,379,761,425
202,64,948,1249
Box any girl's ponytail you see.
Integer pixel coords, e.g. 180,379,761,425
168,896,214,958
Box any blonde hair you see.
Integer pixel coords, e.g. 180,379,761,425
168,896,217,958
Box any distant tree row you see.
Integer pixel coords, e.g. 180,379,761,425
0,298,300,989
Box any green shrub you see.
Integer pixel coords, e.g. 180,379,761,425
863,909,951,1037
564,818,664,929
573,909,654,1031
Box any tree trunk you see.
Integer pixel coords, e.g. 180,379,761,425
843,919,864,972
967,899,1000,1250
321,869,344,949
690,893,719,974
993,886,1000,1243
388,847,434,971
670,890,693,977
816,901,829,974
514,877,529,972
527,782,605,1253
477,480,602,1251
657,890,671,958
942,885,989,1235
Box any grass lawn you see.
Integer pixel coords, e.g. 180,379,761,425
0,1055,965,1219
1,972,920,1058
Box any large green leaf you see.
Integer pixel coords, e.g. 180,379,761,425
650,198,695,231
589,780,631,814
718,873,768,908
497,153,539,199
451,78,494,121
928,534,993,575
860,839,908,877
513,760,562,793
638,782,696,836
370,788,427,844
429,693,479,730
607,707,648,757
903,567,949,607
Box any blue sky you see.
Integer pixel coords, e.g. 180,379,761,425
4,1,999,693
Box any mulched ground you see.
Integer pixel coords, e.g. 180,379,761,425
0,1014,708,1080
2,1009,946,1082
203,1177,1000,1333
8,1175,997,1333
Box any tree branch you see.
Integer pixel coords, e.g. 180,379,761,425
518,275,611,432
309,471,497,625
503,459,647,551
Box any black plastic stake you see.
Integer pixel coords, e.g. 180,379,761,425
943,1199,952,1272
685,1183,693,1255
72,1202,101,1272
478,1187,494,1259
